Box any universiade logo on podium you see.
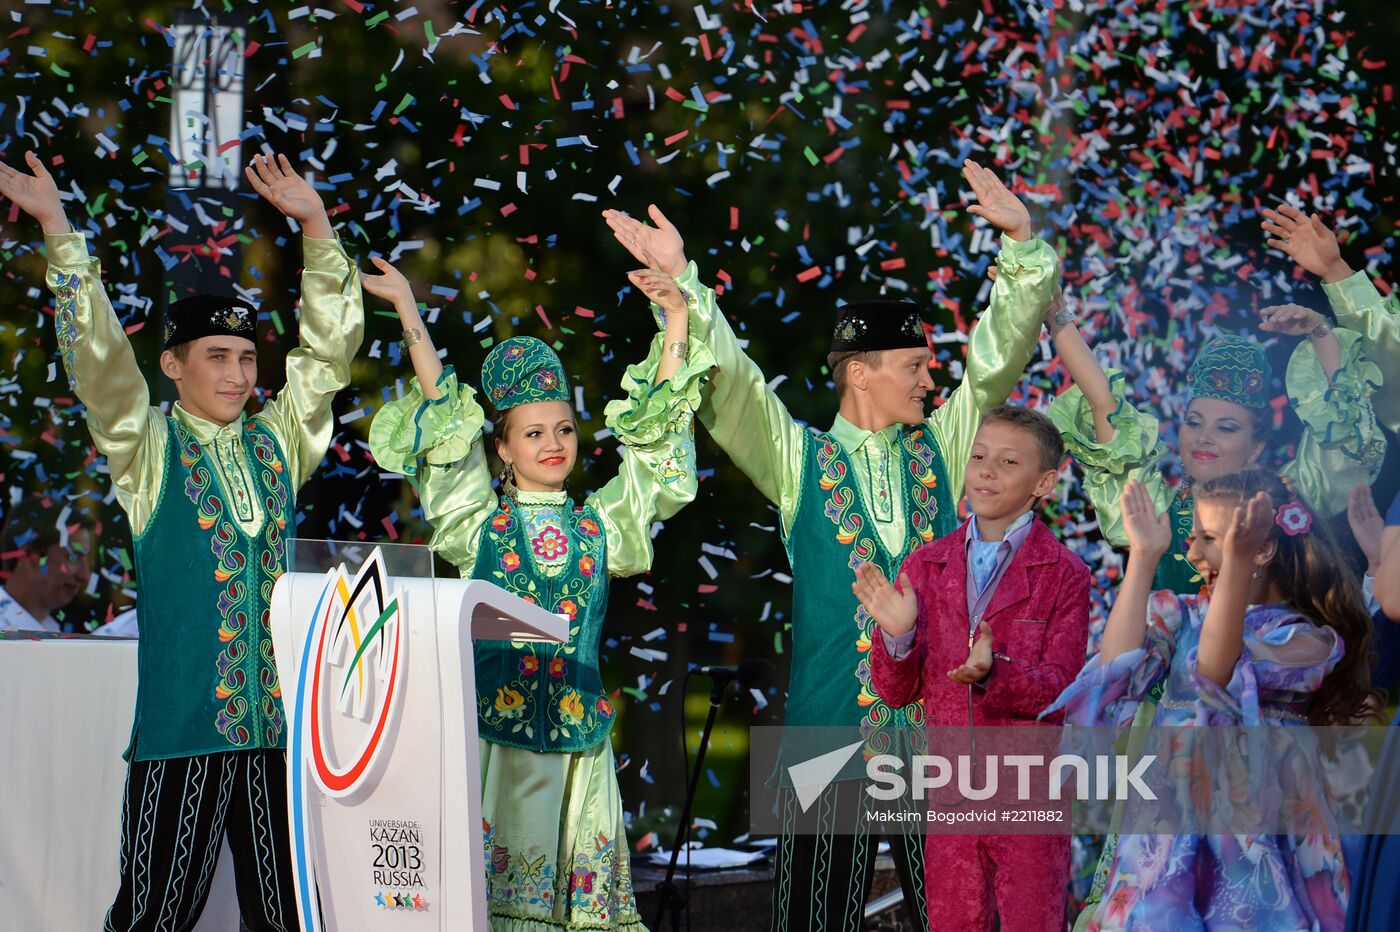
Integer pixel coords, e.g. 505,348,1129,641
286,547,428,931
304,548,406,797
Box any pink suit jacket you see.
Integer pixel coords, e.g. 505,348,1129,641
870,516,1091,727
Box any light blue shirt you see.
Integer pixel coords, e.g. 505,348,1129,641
966,509,1036,599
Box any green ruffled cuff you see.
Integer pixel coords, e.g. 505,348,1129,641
603,334,717,447
368,365,485,476
1047,368,1164,475
1286,329,1384,461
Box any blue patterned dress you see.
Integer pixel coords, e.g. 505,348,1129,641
1045,592,1349,930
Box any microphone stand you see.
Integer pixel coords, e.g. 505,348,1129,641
653,675,728,931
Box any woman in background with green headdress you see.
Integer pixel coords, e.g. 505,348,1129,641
363,256,713,931
1051,324,1384,594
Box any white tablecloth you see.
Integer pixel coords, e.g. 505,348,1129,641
0,639,238,931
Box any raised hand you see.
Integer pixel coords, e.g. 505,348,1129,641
0,151,69,234
1222,491,1276,566
627,269,687,320
1348,484,1384,573
851,563,918,637
601,204,687,278
948,621,993,684
1121,480,1173,558
963,159,1032,242
244,153,332,238
1258,303,1330,339
1261,203,1353,283
362,256,417,312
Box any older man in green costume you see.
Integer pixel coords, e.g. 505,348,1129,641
604,160,1059,932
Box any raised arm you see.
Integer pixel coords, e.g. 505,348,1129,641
602,205,806,525
1195,492,1274,687
1377,491,1400,621
1260,303,1387,517
1,152,168,533
363,258,495,572
1100,481,1174,665
243,154,364,490
928,160,1059,498
590,270,715,577
1043,284,1116,442
1263,203,1400,432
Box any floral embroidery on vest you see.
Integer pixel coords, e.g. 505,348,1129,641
248,419,289,738
811,431,939,742
814,436,876,567
903,427,940,546
178,420,288,748
475,499,614,746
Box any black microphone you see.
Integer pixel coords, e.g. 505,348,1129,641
694,657,775,693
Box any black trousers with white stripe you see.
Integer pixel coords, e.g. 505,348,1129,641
771,779,929,932
103,749,297,932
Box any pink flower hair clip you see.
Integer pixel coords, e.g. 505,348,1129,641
1275,501,1312,536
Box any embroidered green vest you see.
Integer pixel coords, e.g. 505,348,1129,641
128,417,292,761
469,496,616,753
782,426,955,739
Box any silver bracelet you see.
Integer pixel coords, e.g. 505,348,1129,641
667,340,688,360
401,327,423,348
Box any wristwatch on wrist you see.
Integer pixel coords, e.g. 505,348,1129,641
667,340,688,360
1309,319,1333,340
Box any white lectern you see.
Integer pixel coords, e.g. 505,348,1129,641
270,541,568,932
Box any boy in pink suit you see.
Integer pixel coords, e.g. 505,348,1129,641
854,405,1090,932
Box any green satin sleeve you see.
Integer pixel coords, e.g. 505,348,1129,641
927,233,1059,499
257,235,366,490
671,261,807,528
44,231,168,537
1279,328,1386,517
590,330,715,578
368,366,495,571
1323,271,1400,433
1048,369,1172,547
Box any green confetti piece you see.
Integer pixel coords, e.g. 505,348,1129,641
270,310,285,336
51,63,71,78
424,20,436,45
132,151,148,166
292,40,318,59
394,93,415,115
366,10,389,27
802,146,819,166
375,74,388,91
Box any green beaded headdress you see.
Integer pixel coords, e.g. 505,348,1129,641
480,337,571,411
1186,335,1272,410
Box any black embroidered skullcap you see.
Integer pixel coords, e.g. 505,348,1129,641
162,294,257,350
829,300,927,354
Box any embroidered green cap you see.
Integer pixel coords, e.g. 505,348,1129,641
481,336,571,410
1186,335,1273,410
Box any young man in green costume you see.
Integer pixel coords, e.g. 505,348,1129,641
604,160,1059,932
0,151,364,931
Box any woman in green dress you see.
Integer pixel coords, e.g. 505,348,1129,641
363,258,713,930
